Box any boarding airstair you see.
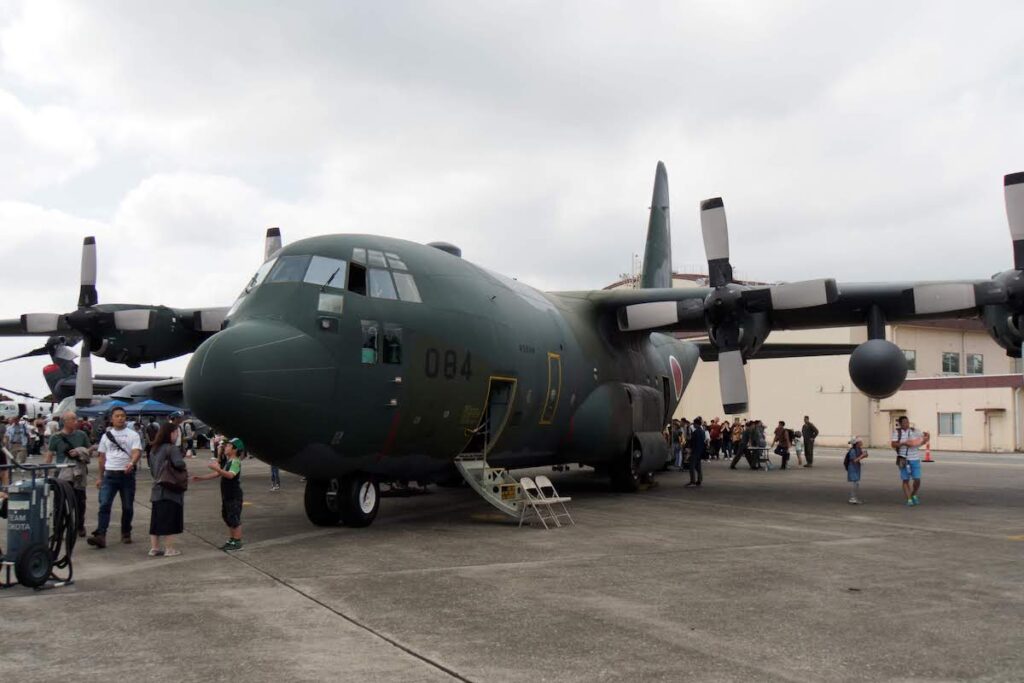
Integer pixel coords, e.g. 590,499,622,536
453,453,523,519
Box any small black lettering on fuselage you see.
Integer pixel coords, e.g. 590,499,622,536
425,348,472,380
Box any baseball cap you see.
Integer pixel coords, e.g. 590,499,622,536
228,437,246,450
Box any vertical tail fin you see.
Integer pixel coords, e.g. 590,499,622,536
640,161,672,289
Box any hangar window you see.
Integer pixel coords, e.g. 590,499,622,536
938,412,962,436
266,255,312,284
941,352,960,374
304,256,347,289
361,320,379,364
902,349,916,372
967,353,984,375
369,268,398,300
383,324,402,364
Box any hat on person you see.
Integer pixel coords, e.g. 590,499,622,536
848,436,862,445
228,437,246,450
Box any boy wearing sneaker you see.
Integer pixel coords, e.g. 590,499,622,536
193,437,245,550
844,437,868,504
891,416,929,507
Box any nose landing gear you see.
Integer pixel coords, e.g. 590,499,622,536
303,474,380,528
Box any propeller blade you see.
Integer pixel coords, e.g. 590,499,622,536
113,309,153,331
21,313,63,334
617,299,704,332
740,279,839,312
717,349,748,414
0,386,37,399
0,346,50,363
75,347,93,407
1006,173,1024,270
78,236,98,308
265,227,282,261
700,197,733,287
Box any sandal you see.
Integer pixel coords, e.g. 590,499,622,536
163,548,181,557
147,548,164,557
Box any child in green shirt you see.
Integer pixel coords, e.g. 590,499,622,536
193,437,245,550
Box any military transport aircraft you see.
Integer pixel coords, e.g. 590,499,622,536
2,165,1022,528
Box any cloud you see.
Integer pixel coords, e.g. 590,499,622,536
0,1,1023,397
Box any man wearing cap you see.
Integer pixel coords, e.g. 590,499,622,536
5,417,29,465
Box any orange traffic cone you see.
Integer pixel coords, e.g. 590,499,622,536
923,443,934,463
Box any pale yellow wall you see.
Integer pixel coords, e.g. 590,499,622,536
892,325,1014,377
875,387,1017,452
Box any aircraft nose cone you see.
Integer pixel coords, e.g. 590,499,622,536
184,321,338,439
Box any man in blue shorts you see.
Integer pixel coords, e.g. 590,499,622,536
890,415,929,507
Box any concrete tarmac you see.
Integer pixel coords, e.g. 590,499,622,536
2,448,1023,682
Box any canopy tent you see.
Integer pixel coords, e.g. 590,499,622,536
120,399,185,416
76,399,129,417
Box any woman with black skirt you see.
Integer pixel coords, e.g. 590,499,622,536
148,421,187,557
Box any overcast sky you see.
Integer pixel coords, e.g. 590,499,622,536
1,0,1022,398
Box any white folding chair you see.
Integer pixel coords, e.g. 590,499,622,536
534,475,575,527
518,476,555,529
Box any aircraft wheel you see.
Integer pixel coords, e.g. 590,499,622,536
15,541,52,588
338,475,379,528
609,441,642,493
303,478,342,527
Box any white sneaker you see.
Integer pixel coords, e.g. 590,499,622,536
848,498,862,505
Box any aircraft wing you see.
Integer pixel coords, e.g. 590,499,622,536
697,342,859,361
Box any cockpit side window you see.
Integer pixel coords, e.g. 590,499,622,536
392,272,422,303
368,268,398,300
348,262,367,295
266,255,312,284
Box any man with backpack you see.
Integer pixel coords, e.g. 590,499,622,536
87,406,143,548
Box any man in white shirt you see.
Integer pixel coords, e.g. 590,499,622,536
87,406,143,548
890,415,930,507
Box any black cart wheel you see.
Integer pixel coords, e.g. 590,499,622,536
15,541,52,589
338,475,379,528
609,440,642,493
303,478,343,527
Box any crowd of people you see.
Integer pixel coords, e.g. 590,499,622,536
663,413,929,506
0,406,249,556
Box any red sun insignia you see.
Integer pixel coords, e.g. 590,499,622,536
669,355,684,401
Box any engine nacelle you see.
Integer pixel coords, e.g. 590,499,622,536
982,304,1024,358
848,339,908,399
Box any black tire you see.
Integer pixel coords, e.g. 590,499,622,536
609,440,643,493
303,478,343,527
338,475,380,528
15,541,52,589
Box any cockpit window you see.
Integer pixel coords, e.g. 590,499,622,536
347,247,422,303
385,253,407,270
368,268,398,300
392,272,422,303
304,256,347,289
266,255,312,284
243,257,277,295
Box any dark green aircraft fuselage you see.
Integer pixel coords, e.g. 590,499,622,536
184,234,699,481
